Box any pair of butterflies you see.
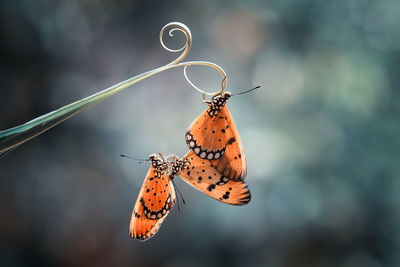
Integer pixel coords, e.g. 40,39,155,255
129,91,254,241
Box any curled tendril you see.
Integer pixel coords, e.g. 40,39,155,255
0,21,229,155
184,65,227,97
159,22,192,65
158,22,226,96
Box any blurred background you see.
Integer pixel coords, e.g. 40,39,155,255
1,0,399,266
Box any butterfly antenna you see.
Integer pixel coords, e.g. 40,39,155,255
176,191,181,211
231,85,260,97
172,180,181,211
120,154,150,164
171,179,186,211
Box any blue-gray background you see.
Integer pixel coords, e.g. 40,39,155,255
1,1,399,266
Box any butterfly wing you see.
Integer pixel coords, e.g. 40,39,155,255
210,106,247,180
185,105,247,181
129,166,176,241
181,150,230,185
185,109,226,157
178,151,250,206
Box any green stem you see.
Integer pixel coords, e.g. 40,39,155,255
0,67,155,154
0,22,227,156
0,61,225,155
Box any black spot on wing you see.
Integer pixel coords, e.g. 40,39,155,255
228,137,236,145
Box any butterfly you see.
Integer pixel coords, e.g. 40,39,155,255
129,153,179,241
185,91,248,181
129,151,251,241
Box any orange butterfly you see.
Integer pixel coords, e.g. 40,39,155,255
129,154,176,241
185,91,250,181
129,152,251,241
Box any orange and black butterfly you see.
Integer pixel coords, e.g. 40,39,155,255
129,153,178,241
185,88,258,181
129,151,251,241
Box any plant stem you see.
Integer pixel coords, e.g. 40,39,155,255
0,22,226,156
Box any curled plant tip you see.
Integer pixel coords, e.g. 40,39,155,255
0,22,228,156
184,65,227,97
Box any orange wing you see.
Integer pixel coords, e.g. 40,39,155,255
210,106,246,180
178,151,250,206
180,150,230,185
185,98,247,181
129,166,176,241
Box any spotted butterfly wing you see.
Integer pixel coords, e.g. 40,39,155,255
178,150,250,205
129,165,176,241
209,104,247,180
185,92,247,181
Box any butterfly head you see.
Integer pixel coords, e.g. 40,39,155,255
205,91,231,116
149,154,158,161
149,154,168,172
221,91,232,99
211,91,231,104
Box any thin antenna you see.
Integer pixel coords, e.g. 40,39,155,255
176,189,181,211
120,154,149,164
231,86,260,97
171,179,186,211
